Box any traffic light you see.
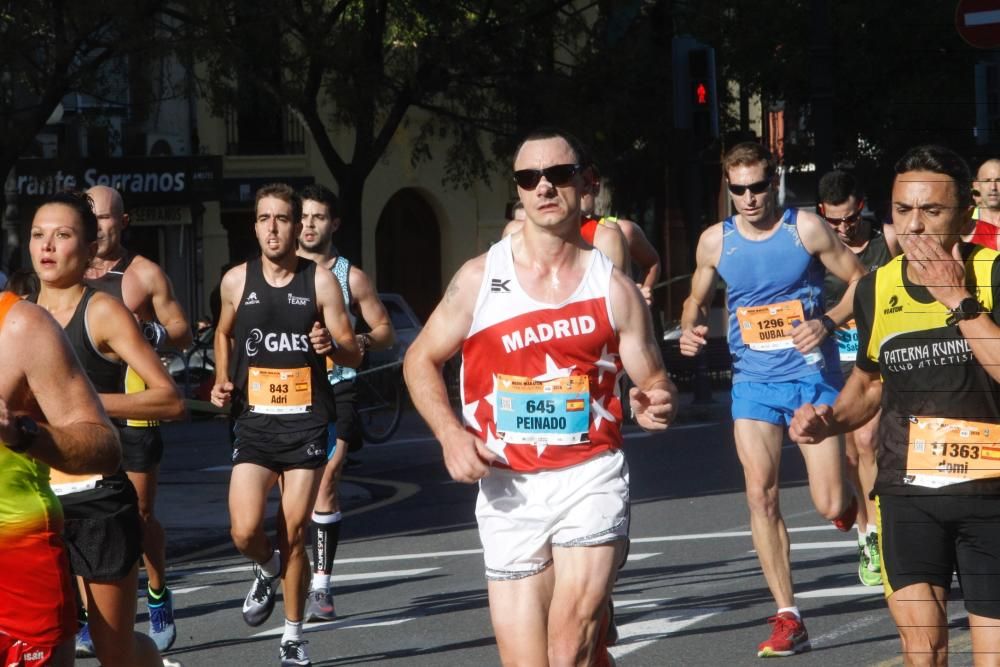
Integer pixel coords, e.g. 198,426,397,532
672,36,718,147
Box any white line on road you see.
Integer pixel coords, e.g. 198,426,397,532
252,616,414,637
966,10,1000,26
631,524,835,544
186,564,440,581
608,598,725,659
789,540,857,550
810,612,887,647
797,584,883,598
169,586,209,595
625,552,661,562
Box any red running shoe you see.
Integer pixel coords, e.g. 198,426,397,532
831,495,858,533
757,612,810,657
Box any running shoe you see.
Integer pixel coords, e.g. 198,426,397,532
242,563,279,627
831,495,858,532
304,587,336,622
757,612,810,657
75,623,95,658
279,639,311,666
867,531,882,574
857,541,881,586
149,587,178,651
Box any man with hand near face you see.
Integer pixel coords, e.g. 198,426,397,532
791,145,1000,665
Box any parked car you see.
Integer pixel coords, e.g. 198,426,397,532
369,292,422,365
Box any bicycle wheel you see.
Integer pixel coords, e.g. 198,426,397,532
355,367,403,444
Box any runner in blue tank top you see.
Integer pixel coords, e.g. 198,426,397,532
679,142,866,658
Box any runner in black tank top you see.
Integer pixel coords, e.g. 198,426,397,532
210,184,361,664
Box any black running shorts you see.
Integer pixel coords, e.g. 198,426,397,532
62,483,143,582
231,423,334,472
332,380,363,453
877,493,1000,619
119,425,164,473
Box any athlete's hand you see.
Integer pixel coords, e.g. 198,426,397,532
439,424,497,484
790,318,825,355
905,235,969,309
309,321,334,356
638,284,653,306
211,381,233,408
790,403,833,444
0,397,16,449
630,382,677,430
679,325,709,357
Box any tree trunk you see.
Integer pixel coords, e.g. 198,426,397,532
337,169,365,270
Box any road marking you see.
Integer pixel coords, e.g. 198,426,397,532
186,564,439,581
797,584,883,598
608,598,725,659
252,615,413,637
631,524,834,544
625,552,660,562
789,540,856,550
169,586,209,596
337,549,483,564
341,475,421,518
809,612,887,648
966,10,1000,26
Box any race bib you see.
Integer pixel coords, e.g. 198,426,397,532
736,300,805,351
835,319,858,363
494,374,590,445
49,470,101,497
248,367,312,414
905,416,1000,488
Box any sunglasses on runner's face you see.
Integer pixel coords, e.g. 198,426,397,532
822,209,863,226
513,164,583,189
726,178,771,196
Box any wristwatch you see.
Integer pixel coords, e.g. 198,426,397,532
820,315,838,336
945,297,983,326
7,416,39,454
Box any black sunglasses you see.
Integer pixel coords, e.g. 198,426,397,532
513,164,582,190
823,210,862,226
727,178,771,196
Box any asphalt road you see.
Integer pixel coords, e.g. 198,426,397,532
77,404,979,667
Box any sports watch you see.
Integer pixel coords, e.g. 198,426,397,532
6,415,39,454
945,297,983,326
820,315,838,336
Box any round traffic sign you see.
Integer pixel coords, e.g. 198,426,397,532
956,0,1000,49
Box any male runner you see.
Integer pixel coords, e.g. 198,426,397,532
679,142,865,657
83,185,192,652
211,183,361,667
405,127,676,667
0,289,120,666
817,169,894,587
297,183,396,621
791,144,1000,665
968,158,1000,249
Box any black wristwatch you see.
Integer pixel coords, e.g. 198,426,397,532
7,416,40,454
945,297,983,326
820,315,838,336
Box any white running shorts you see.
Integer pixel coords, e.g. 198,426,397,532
475,449,630,581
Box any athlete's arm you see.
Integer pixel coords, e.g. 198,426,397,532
89,294,186,421
348,267,395,352
611,271,677,430
618,218,661,303
679,222,723,357
314,267,362,368
593,220,629,273
404,257,497,483
0,301,120,474
796,211,865,352
211,265,243,408
137,257,193,350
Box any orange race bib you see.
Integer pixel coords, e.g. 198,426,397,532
248,367,312,414
906,416,1000,488
736,300,805,351
48,469,101,497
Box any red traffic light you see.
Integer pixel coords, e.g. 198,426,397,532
694,82,708,105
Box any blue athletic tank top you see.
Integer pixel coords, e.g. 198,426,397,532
716,208,839,383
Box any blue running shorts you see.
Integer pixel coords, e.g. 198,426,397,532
731,374,842,427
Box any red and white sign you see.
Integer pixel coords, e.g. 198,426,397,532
956,0,1000,48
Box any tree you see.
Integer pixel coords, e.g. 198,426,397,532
0,0,173,267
